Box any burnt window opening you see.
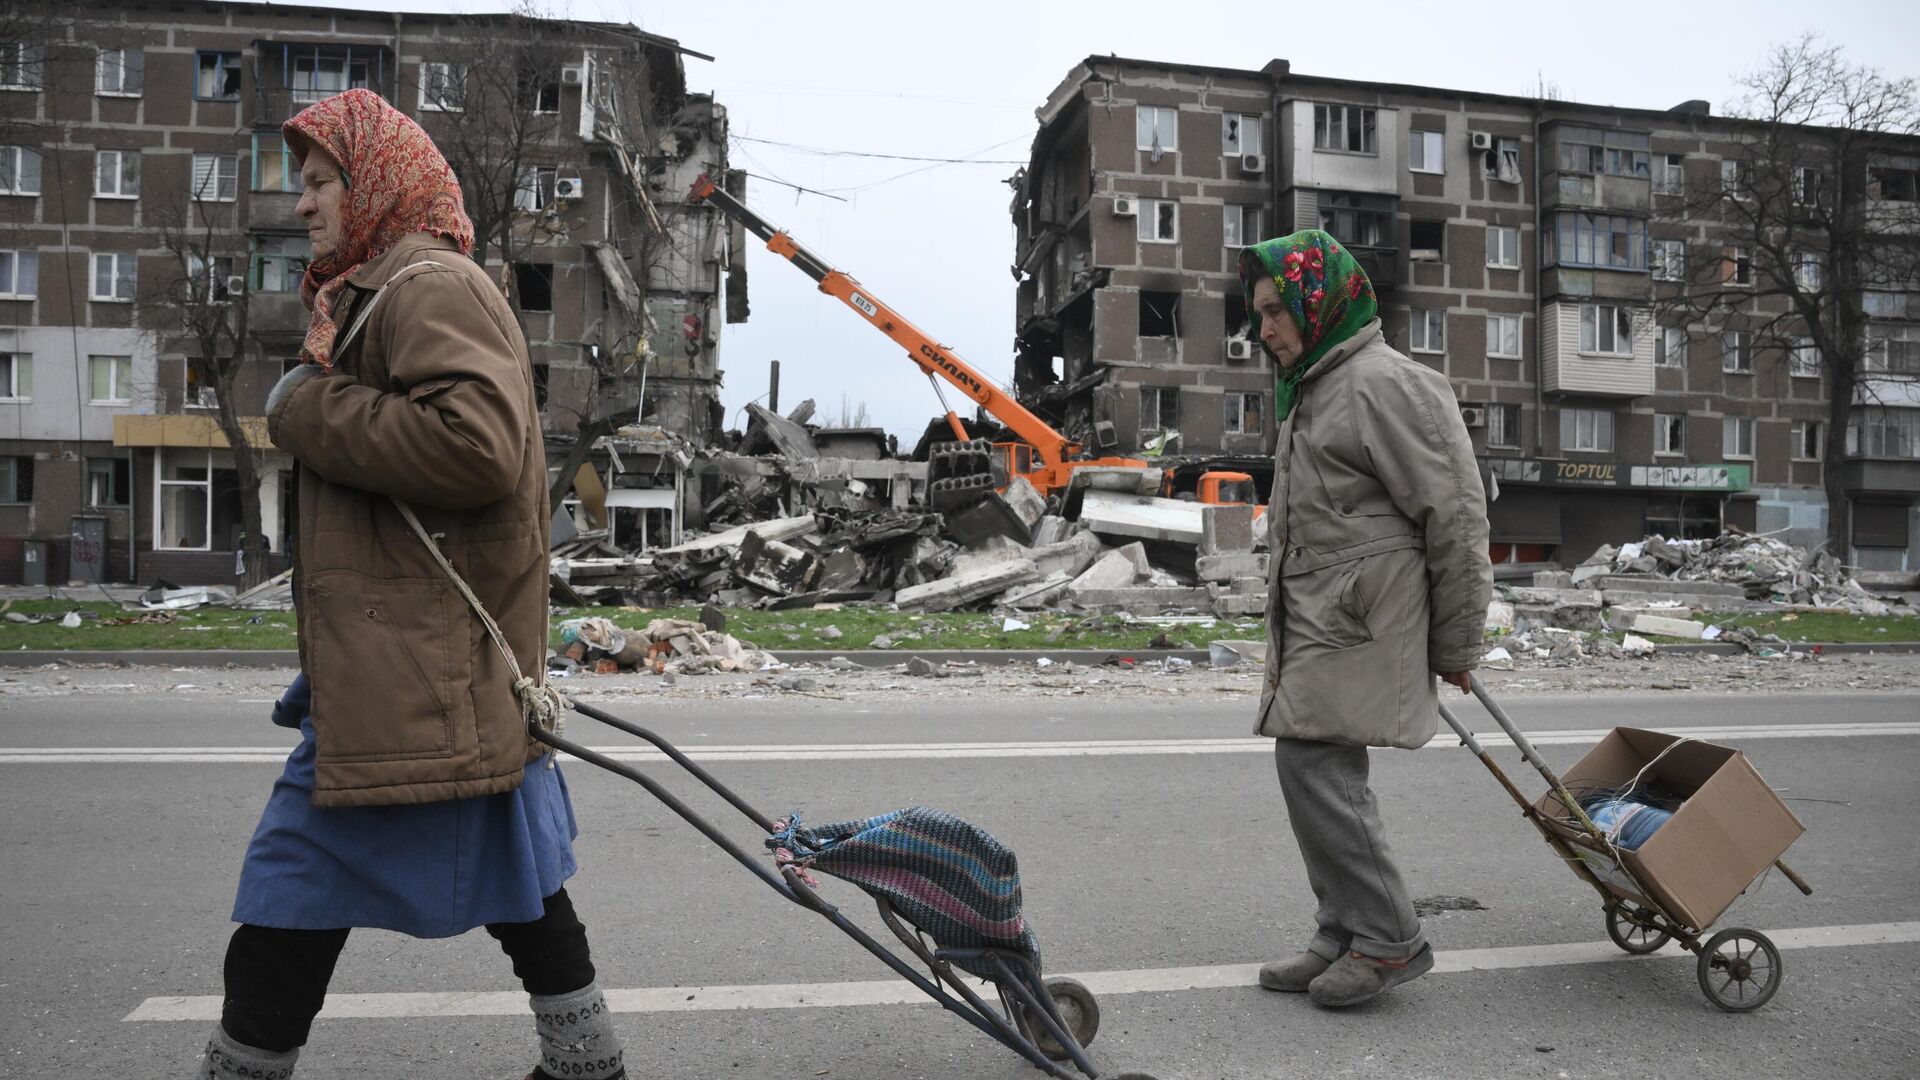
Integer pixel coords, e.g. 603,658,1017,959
531,362,550,411
1410,219,1445,262
1140,290,1181,337
1224,293,1248,336
1140,386,1179,434
513,263,553,312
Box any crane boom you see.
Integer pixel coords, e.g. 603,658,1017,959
688,173,1103,489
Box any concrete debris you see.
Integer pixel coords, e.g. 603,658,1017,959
551,615,776,676
1199,504,1257,556
1078,489,1206,546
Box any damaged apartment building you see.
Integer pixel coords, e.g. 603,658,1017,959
1009,57,1920,570
0,0,742,585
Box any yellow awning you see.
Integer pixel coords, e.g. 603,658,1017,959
113,413,277,450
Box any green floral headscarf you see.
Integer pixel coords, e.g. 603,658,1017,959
1239,229,1378,420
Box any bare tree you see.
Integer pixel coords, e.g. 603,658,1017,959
1658,35,1920,554
145,164,272,589
830,393,871,428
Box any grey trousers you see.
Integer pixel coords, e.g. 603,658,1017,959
1274,737,1426,961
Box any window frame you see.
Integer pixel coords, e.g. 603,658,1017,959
0,351,30,401
1486,313,1523,359
419,61,467,113
94,149,141,199
514,165,558,212
1409,308,1446,354
88,354,133,404
1486,225,1521,269
1550,211,1648,272
1578,303,1635,357
1222,391,1264,436
0,42,44,91
1313,103,1378,155
1655,152,1685,194
1793,250,1823,290
1408,128,1445,174
154,448,214,551
1651,238,1687,282
1556,126,1650,178
1138,386,1179,435
86,456,130,508
1654,412,1687,457
0,455,32,504
90,252,136,303
1721,330,1752,374
1135,105,1178,153
193,51,242,101
1789,338,1821,379
1791,420,1824,462
1722,244,1754,287
1487,403,1522,449
95,47,143,97
251,235,308,293
0,249,37,299
0,145,41,195
1136,198,1179,244
1480,136,1522,182
250,132,299,193
1220,112,1261,157
1656,326,1687,369
1562,407,1616,453
1221,204,1262,249
190,153,239,203
1722,415,1755,460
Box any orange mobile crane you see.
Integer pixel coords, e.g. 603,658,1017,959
687,174,1146,503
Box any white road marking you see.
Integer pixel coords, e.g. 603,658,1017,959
13,721,1920,765
122,920,1920,1021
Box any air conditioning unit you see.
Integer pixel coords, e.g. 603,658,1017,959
1470,131,1494,151
560,64,585,85
1112,196,1138,217
553,176,585,200
224,275,247,296
1459,405,1488,428
1225,337,1255,362
1240,152,1266,174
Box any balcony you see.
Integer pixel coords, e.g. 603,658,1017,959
1541,302,1654,397
1841,457,1920,494
1279,100,1400,197
250,42,395,127
247,290,308,335
1540,124,1653,214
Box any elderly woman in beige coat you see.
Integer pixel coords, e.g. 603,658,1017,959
1241,230,1492,1008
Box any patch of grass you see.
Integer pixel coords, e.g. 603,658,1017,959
552,605,1263,653
0,598,1264,654
0,600,297,651
1696,609,1919,644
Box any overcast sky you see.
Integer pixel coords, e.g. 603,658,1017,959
291,0,1916,440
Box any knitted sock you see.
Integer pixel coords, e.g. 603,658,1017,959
529,983,625,1079
197,1027,299,1079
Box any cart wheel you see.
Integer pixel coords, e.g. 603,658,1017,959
1021,976,1100,1060
1606,904,1672,954
1696,928,1783,1012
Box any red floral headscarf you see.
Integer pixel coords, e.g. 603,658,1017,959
283,88,475,369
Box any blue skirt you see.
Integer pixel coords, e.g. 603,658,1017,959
232,673,579,938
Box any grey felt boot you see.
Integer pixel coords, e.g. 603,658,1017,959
1258,952,1334,993
528,983,625,1080
1307,944,1434,1007
197,1027,299,1079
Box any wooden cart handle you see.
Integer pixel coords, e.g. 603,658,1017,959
1774,858,1815,896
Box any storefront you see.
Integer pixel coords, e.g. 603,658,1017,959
1482,458,1753,566
113,414,293,586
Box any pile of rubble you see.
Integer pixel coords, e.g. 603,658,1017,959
551,614,776,676
1489,528,1907,646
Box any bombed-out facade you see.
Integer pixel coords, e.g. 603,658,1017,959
0,0,741,585
1010,57,1920,569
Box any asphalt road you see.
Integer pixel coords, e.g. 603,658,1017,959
3,681,1917,1079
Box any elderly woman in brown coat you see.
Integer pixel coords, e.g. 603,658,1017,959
1241,230,1492,1008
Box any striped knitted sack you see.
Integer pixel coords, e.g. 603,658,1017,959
767,806,1040,979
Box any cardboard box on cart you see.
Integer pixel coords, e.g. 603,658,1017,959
1532,727,1805,931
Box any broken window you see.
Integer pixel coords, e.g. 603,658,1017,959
1651,239,1686,282
1,455,33,503
1480,137,1522,184
420,61,466,112
1135,106,1178,154
1655,413,1686,456
1223,392,1263,435
1721,330,1751,373
1409,220,1444,262
1140,387,1178,434
1557,126,1648,177
1720,158,1750,194
1139,290,1181,337
194,51,241,100
1318,192,1391,247
1313,103,1376,154
1221,112,1261,156
513,263,554,312
1550,212,1647,271
1487,404,1521,449
1408,129,1444,174
1655,153,1685,194
520,67,561,114
1224,293,1248,336
514,166,557,211
1868,166,1918,202
1789,339,1820,378
1721,245,1753,286
1793,166,1826,205
1136,199,1178,244
1792,420,1824,461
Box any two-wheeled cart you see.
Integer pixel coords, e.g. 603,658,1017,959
1437,676,1813,1012
533,699,1156,1079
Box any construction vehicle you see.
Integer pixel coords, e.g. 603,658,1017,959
687,174,1147,515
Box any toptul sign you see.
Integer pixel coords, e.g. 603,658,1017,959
1484,458,1752,493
